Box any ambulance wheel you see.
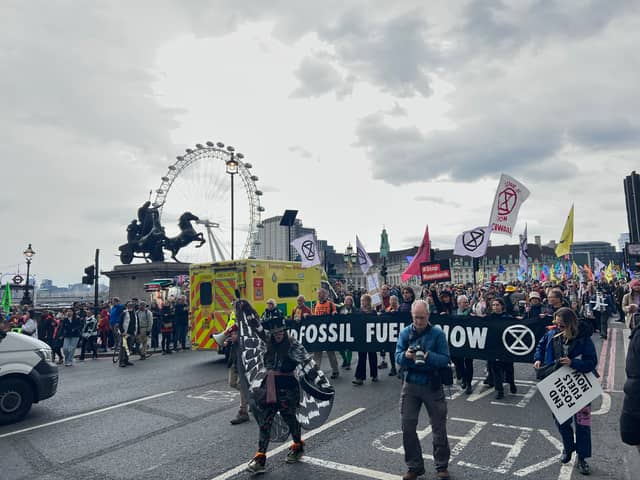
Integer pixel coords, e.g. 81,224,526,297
0,377,34,425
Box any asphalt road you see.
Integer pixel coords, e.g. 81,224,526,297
1,321,638,480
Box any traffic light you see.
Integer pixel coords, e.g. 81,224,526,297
82,265,95,285
380,265,388,278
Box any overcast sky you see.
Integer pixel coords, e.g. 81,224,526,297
1,0,638,286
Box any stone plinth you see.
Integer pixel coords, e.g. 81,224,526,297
103,262,190,302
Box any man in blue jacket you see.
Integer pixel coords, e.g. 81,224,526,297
396,299,451,480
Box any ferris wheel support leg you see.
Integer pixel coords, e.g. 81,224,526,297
210,231,227,262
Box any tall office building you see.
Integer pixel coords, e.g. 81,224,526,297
255,215,315,261
624,171,640,243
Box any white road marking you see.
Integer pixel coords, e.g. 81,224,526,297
300,456,398,480
372,417,487,459
624,328,630,358
592,391,611,416
491,384,538,408
458,423,531,474
466,385,497,402
186,390,238,402
606,327,618,391
210,407,366,480
375,416,571,477
513,428,573,478
0,391,176,439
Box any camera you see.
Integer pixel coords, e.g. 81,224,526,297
414,349,426,366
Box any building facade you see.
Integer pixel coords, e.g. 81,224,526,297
570,241,623,268
255,215,316,261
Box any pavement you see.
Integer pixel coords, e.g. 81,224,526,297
0,320,637,480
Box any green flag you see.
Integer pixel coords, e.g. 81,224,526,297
2,282,12,314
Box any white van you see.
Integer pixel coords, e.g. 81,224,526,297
0,330,59,425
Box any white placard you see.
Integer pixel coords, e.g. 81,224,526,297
366,273,380,292
536,366,602,424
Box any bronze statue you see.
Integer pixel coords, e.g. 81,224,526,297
119,201,206,264
163,212,206,262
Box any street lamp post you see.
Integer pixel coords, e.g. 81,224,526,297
225,147,238,260
21,243,35,306
343,243,358,291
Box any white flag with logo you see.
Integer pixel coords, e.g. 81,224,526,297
488,174,530,236
290,234,321,268
594,257,605,273
453,226,491,258
356,235,374,274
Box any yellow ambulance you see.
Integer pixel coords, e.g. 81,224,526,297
189,259,327,351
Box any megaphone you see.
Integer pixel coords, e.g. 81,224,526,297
211,331,227,345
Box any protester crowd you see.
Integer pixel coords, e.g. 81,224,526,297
1,294,191,367
3,275,640,478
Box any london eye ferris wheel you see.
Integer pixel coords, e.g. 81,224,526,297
152,141,264,263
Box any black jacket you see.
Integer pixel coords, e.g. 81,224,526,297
621,324,640,445
61,316,83,338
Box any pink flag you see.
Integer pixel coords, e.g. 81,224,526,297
401,225,431,282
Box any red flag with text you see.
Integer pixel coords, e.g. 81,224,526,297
401,225,431,282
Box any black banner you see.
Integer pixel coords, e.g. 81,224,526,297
286,312,550,363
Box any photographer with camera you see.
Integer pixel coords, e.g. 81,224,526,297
395,299,451,480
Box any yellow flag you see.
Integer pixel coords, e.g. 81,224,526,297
550,268,558,282
605,261,614,282
555,205,574,257
477,269,484,284
531,263,537,280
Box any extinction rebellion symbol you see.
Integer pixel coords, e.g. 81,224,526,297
497,187,518,215
301,240,316,261
462,229,485,252
357,247,368,266
502,325,535,356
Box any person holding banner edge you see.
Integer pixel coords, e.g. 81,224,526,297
536,307,597,475
396,299,451,480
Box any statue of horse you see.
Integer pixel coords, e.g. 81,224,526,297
163,211,206,262
119,203,166,264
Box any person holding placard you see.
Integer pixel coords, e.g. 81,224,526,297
547,307,598,475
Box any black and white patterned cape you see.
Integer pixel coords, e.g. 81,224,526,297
235,300,335,441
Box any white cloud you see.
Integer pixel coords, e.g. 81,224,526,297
0,0,636,286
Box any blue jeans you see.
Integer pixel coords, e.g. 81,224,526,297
63,337,79,365
555,405,592,459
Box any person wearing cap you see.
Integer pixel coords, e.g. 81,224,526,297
622,279,640,329
242,300,311,473
525,291,544,319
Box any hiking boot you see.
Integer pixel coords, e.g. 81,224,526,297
495,390,504,400
247,453,266,474
465,384,473,395
402,468,425,480
379,361,388,369
576,458,591,475
352,379,363,385
286,441,305,463
389,368,397,376
230,412,250,425
371,377,379,383
510,383,518,394
330,371,339,379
